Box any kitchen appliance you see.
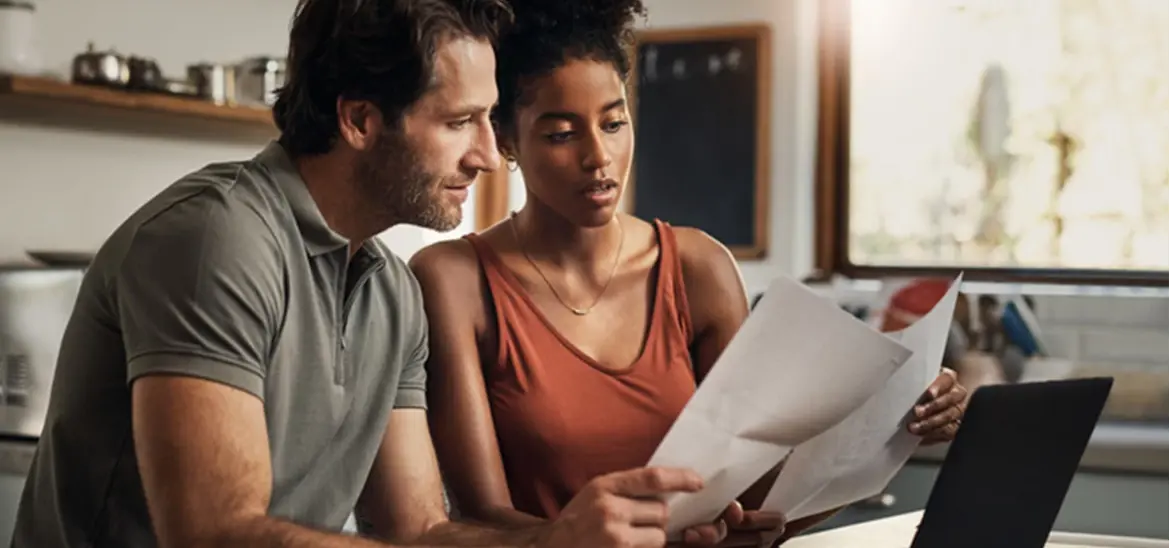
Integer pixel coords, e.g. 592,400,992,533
71,42,129,87
235,55,285,107
0,266,83,439
0,0,40,76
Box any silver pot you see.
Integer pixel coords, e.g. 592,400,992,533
187,63,235,105
235,56,285,107
71,42,129,87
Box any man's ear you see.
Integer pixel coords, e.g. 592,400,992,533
336,98,384,151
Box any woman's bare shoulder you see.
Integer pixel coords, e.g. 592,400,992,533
669,226,738,279
410,238,477,275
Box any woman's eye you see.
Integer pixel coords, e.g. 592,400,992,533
448,118,473,130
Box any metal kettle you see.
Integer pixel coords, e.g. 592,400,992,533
70,42,129,87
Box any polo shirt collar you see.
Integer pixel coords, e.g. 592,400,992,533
255,141,352,257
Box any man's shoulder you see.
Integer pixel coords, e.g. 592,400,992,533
146,157,288,234
90,158,291,283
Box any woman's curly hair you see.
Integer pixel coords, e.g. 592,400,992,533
493,0,647,135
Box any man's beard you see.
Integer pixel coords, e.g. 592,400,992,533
354,128,466,232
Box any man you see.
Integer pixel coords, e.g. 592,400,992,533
11,1,734,546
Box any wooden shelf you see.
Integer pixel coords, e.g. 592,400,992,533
0,73,279,143
0,74,274,126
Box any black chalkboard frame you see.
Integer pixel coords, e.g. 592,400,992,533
626,24,773,259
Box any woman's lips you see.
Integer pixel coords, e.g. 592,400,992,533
582,179,619,207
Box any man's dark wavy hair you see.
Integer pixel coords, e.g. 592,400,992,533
273,0,514,157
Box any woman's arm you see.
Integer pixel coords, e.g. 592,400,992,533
409,240,545,529
673,228,783,505
674,227,751,385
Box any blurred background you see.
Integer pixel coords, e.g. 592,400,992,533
0,0,1165,543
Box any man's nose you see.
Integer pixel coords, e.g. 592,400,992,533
467,119,502,173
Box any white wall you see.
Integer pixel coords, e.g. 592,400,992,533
0,0,472,263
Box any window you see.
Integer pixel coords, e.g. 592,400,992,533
815,0,1168,286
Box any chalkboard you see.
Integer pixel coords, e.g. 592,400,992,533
629,25,771,259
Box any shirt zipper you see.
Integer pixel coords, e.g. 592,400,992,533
335,263,379,384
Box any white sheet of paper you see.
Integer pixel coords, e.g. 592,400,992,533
647,275,913,536
761,274,963,520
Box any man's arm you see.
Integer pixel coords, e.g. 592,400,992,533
134,375,397,548
355,408,723,548
355,407,542,546
135,380,539,548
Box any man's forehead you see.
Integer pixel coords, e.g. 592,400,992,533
425,35,497,108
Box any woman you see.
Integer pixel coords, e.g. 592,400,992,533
409,1,968,544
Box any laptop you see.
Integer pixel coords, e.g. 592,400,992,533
910,376,1114,548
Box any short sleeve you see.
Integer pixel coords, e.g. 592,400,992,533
393,316,429,410
117,190,284,400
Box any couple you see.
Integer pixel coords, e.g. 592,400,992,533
12,0,968,547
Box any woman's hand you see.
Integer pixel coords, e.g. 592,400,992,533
908,367,969,445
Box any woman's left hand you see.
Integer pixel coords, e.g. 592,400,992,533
908,367,969,445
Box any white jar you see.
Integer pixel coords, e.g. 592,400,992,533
0,0,41,76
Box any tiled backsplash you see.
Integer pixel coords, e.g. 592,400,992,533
1033,295,1168,369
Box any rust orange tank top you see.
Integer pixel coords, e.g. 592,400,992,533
464,220,697,519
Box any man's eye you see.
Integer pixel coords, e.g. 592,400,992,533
449,118,473,130
603,120,629,133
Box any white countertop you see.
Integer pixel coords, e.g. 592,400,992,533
785,511,1168,548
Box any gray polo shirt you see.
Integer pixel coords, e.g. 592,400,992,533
12,142,429,547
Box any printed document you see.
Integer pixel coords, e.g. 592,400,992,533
761,275,963,519
646,275,914,535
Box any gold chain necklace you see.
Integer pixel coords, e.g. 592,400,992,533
510,212,624,316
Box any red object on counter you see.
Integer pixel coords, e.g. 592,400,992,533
880,279,952,332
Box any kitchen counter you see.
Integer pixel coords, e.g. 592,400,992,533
911,421,1169,474
0,439,35,476
786,511,1169,548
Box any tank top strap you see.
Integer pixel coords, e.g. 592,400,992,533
463,232,497,273
651,219,694,345
463,232,508,289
